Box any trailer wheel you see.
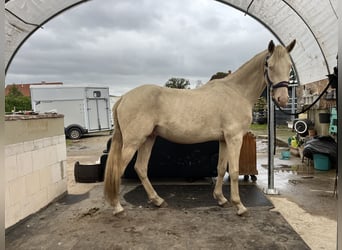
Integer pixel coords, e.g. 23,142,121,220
68,127,82,140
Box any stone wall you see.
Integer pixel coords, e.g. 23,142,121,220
5,114,67,229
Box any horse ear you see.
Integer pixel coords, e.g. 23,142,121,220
286,39,296,52
268,40,275,54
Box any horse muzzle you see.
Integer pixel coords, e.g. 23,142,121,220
275,95,289,107
272,83,289,107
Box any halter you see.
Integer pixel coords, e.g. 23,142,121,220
264,55,289,90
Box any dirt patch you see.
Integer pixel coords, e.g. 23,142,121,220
6,185,309,250
6,134,337,249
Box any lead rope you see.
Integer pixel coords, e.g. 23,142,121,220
265,57,334,156
271,76,333,155
264,56,279,155
273,79,333,116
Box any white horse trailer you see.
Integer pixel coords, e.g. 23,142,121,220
30,85,112,139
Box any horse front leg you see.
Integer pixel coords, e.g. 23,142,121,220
213,141,229,207
226,134,248,216
134,136,167,208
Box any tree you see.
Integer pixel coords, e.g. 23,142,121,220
165,77,190,89
5,85,32,112
7,84,24,97
252,97,267,124
209,70,232,81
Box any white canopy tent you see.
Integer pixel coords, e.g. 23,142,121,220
217,0,338,84
5,0,339,84
5,0,88,73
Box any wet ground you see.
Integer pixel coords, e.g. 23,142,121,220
256,138,337,221
5,133,338,249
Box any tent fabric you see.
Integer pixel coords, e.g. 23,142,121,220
5,0,339,85
5,0,88,72
217,0,338,85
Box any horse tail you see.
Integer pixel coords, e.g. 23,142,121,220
104,98,123,205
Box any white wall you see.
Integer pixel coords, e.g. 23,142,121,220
5,115,67,229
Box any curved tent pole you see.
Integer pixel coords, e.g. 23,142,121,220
5,8,40,27
282,0,331,75
243,0,332,75
5,0,90,74
214,0,301,84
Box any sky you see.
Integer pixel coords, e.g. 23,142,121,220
5,0,276,96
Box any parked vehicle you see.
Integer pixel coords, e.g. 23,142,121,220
30,85,112,139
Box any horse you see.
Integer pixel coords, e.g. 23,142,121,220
104,40,296,216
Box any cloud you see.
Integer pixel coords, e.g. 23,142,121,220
5,0,275,95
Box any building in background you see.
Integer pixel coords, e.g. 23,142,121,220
5,81,63,97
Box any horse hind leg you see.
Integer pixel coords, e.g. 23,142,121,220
134,136,167,208
213,141,229,207
113,145,137,215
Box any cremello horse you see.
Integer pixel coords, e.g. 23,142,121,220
104,40,296,216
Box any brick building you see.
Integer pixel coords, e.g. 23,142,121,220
5,81,63,97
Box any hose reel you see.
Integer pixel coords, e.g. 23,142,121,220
293,119,313,136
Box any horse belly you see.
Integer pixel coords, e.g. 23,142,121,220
154,123,223,144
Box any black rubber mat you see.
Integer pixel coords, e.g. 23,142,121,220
124,184,273,208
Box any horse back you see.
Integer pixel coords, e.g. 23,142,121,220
117,84,252,143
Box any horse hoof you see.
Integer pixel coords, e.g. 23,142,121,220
237,207,248,216
158,201,168,208
219,201,230,208
114,210,126,218
113,208,125,217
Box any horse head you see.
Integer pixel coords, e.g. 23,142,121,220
265,39,296,107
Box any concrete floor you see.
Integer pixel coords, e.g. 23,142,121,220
256,139,337,221
255,138,337,249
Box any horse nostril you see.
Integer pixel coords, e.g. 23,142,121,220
276,97,287,107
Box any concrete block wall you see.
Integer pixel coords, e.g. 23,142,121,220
5,114,67,229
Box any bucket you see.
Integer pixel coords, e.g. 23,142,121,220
281,151,291,160
313,154,331,171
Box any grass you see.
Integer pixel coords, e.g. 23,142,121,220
249,123,295,143
65,139,74,147
249,123,267,135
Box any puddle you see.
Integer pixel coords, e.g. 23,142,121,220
261,164,314,176
288,179,303,185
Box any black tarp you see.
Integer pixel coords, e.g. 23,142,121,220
302,136,337,164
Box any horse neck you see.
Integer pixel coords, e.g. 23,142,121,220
226,50,267,105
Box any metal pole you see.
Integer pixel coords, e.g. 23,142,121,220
337,7,341,247
264,84,279,195
291,85,296,121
